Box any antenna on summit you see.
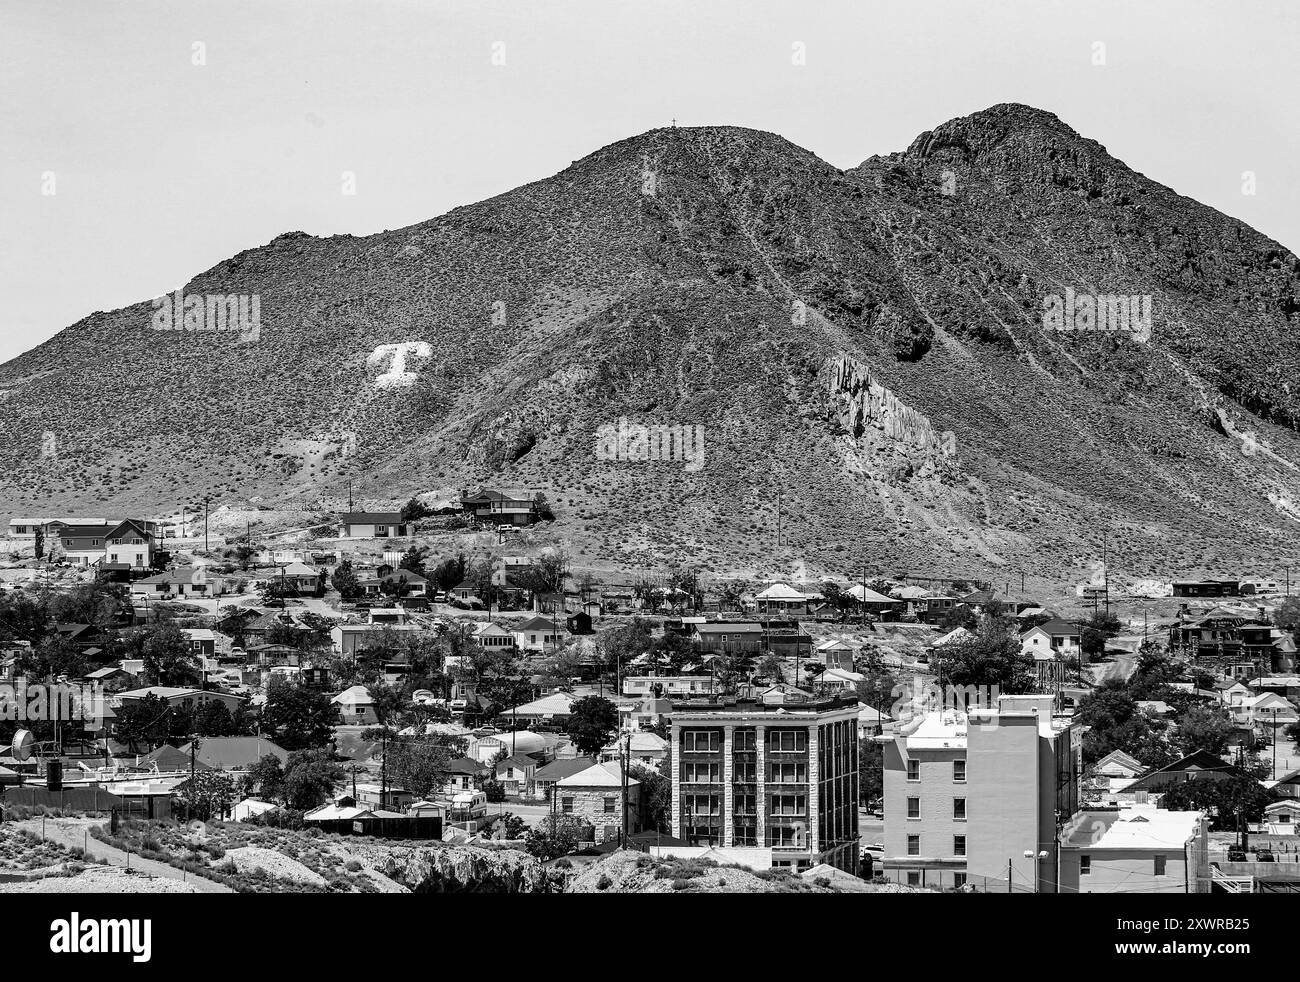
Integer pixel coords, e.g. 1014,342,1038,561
671,118,676,128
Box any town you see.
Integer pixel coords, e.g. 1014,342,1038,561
0,493,1295,896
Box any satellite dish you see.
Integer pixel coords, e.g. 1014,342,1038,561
11,729,34,762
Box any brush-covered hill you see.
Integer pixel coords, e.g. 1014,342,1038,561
3,103,1299,583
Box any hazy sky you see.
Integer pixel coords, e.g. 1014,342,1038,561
3,0,1297,363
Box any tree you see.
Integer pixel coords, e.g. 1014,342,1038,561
431,555,467,593
331,559,362,600
400,497,434,523
630,760,671,831
176,770,235,821
757,653,784,683
497,812,527,839
262,677,340,750
194,700,250,737
139,622,202,687
1160,773,1274,845
239,753,285,802
1275,597,1300,635
1075,681,1174,767
384,734,470,799
859,737,883,805
280,749,345,811
113,693,173,752
939,605,978,633
399,546,430,576
567,695,619,757
524,815,581,860
933,618,1034,695
1170,704,1235,758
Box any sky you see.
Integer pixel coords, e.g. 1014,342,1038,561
2,0,1298,363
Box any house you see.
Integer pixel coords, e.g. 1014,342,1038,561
176,736,289,771
1234,692,1299,732
622,675,715,699
1093,750,1146,780
1168,609,1278,677
555,761,641,844
139,744,209,773
269,561,322,596
113,686,245,714
814,667,864,691
621,696,673,733
332,685,378,725
1172,579,1242,598
693,622,764,656
6,517,48,538
41,518,159,569
368,608,411,626
459,488,542,527
566,611,594,635
514,616,563,652
1058,803,1208,893
441,756,486,796
846,584,897,617
532,757,595,801
492,754,537,795
338,512,410,539
754,583,810,616
231,798,280,823
131,566,210,597
600,731,668,767
510,691,577,725
181,629,217,658
1263,799,1300,834
448,580,480,604
473,622,517,651
354,783,415,812
469,730,552,764
1123,749,1243,795
1267,769,1300,799
330,623,420,658
814,638,860,673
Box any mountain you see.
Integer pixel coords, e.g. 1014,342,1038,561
4,103,1300,585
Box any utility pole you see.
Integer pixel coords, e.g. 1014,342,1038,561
1102,536,1110,619
776,489,782,548
348,479,353,513
203,495,210,553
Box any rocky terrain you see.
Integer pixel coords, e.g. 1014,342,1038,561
3,103,1299,584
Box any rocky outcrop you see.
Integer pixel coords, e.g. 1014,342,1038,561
358,843,557,894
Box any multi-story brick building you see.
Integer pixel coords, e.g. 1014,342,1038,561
878,693,1081,892
669,685,859,873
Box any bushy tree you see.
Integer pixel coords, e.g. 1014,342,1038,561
384,734,470,799
261,677,339,750
933,617,1034,694
567,695,619,757
524,815,582,860
176,770,235,821
1170,704,1235,758
331,559,362,600
280,749,345,811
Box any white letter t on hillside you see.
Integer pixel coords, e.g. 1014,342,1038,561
368,341,431,388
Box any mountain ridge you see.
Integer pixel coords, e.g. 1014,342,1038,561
3,103,1299,584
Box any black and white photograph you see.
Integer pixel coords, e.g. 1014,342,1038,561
0,0,1296,955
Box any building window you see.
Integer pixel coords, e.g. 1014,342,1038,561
769,730,807,753
684,730,720,753
907,760,920,781
953,873,967,888
1154,854,1166,876
768,762,807,784
1080,855,1091,875
604,798,615,814
907,797,920,819
683,762,722,783
954,835,966,857
953,759,966,782
907,872,921,886
734,794,756,815
953,798,966,820
561,797,574,815
734,729,757,751
770,794,806,817
733,762,757,782
907,835,920,856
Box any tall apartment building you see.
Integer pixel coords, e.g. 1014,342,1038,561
878,693,1081,892
669,685,859,873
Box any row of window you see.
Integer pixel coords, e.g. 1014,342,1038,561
906,797,965,820
906,834,965,857
1078,855,1167,876
681,794,807,817
906,871,966,888
559,797,619,814
681,729,808,753
906,759,965,782
680,762,808,784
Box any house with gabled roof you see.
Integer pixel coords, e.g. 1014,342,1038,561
754,583,810,616
514,616,563,652
1093,750,1145,779
555,761,641,843
459,488,542,527
338,511,409,539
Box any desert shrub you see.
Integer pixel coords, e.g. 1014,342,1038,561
595,873,612,891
